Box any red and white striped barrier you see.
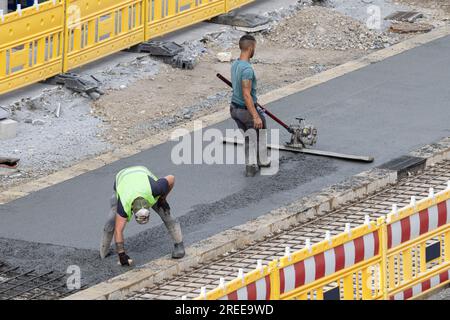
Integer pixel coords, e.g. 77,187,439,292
279,231,380,294
387,198,450,249
218,275,271,300
390,268,450,300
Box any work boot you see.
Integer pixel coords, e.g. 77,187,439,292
257,129,271,168
258,159,271,168
172,242,185,259
245,164,259,177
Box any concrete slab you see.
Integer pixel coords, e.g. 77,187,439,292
0,119,17,140
0,35,449,253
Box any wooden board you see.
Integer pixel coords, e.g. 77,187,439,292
222,137,374,163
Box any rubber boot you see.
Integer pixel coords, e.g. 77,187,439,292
153,203,185,258
257,129,271,168
100,194,117,259
245,130,259,177
245,164,259,177
172,242,185,259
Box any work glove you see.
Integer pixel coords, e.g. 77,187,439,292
118,252,133,266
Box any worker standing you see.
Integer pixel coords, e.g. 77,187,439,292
100,166,185,266
230,35,271,177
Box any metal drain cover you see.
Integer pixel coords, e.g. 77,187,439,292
378,155,426,178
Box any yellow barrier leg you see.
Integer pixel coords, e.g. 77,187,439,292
403,249,413,284
379,219,389,300
343,274,354,300
269,260,280,300
445,230,450,262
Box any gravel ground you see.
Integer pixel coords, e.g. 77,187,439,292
0,89,111,180
266,6,402,50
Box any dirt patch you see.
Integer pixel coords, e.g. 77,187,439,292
266,6,400,50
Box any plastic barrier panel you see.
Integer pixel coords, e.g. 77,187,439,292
0,0,64,94
386,188,450,299
64,0,146,70
145,0,226,39
277,221,384,300
195,260,277,300
0,0,254,95
197,183,450,300
225,0,254,12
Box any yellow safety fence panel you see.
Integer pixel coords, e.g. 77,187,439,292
225,0,254,12
277,221,385,300
195,261,277,300
64,0,146,70
197,185,450,300
0,0,254,95
0,1,65,95
146,0,226,39
386,188,450,300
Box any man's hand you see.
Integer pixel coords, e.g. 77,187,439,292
253,115,263,129
118,252,133,266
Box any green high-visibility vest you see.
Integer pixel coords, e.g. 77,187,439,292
115,166,159,222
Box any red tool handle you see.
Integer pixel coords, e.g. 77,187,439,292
216,73,293,133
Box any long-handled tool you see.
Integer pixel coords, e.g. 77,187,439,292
217,73,374,163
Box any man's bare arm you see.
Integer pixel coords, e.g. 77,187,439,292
114,214,127,253
242,79,263,129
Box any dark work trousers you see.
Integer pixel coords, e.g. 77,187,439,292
230,105,269,166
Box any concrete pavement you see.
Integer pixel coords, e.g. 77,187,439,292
0,33,449,285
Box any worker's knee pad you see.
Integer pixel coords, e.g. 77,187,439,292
167,221,183,244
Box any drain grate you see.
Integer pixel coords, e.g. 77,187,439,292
378,155,426,179
385,11,423,22
0,262,83,300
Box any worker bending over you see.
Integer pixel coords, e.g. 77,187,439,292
100,166,185,266
230,35,271,177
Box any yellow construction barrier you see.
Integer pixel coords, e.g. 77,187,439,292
0,0,255,95
225,0,254,12
0,0,65,94
277,220,385,300
197,184,450,300
64,0,146,70
145,0,226,40
386,188,450,300
195,261,277,300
